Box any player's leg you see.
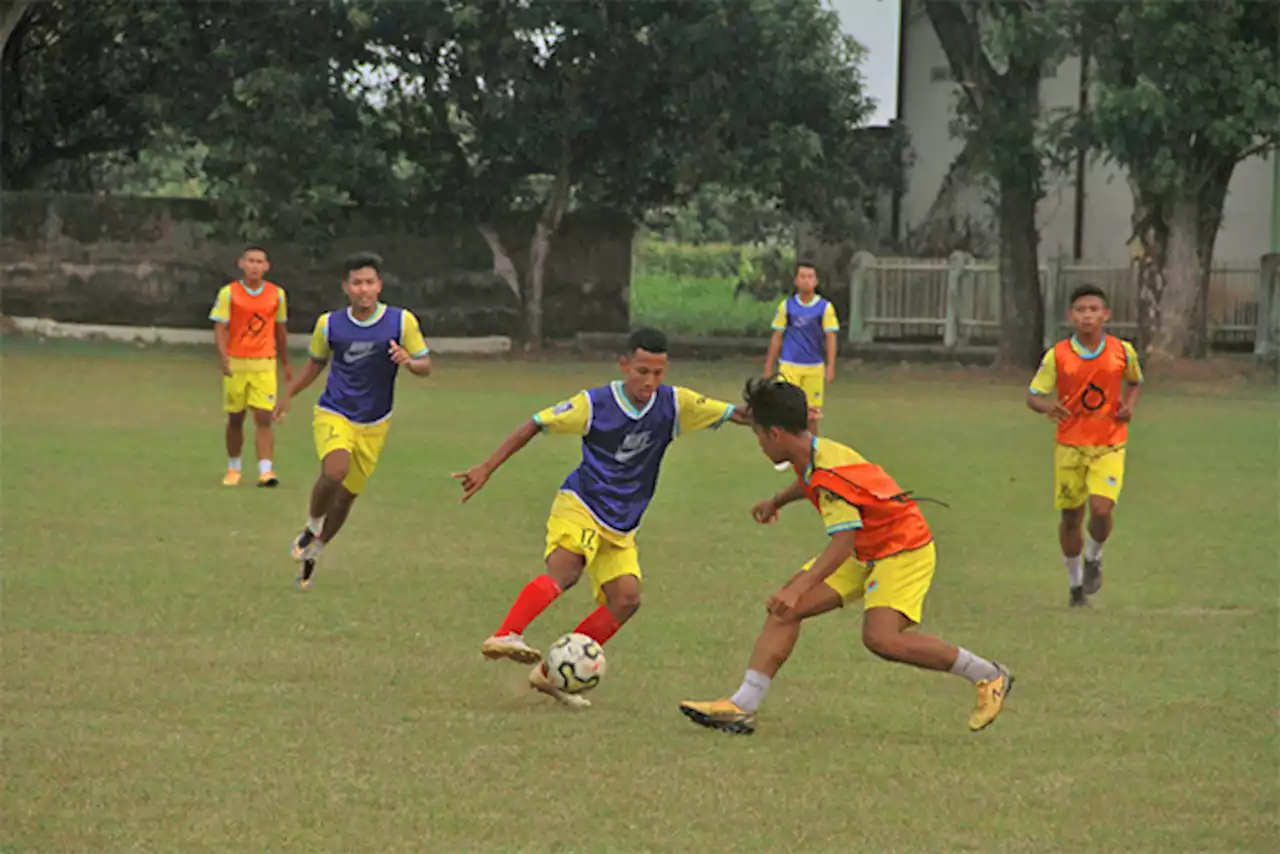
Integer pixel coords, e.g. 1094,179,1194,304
859,543,1012,731
1054,444,1090,607
1081,449,1125,595
572,544,643,645
481,519,592,663
805,370,824,436
680,560,852,734
247,371,279,486
222,373,249,485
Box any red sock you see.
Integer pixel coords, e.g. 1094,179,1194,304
496,574,562,636
573,605,622,646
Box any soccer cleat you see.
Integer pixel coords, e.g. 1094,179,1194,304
679,698,757,735
1083,558,1103,595
528,663,591,710
481,633,543,664
773,461,792,472
222,469,242,487
257,471,279,488
290,529,316,562
297,558,317,590
1069,586,1089,608
968,663,1014,732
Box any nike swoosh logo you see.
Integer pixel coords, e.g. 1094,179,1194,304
342,349,378,364
614,447,649,463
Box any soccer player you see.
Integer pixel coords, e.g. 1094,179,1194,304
764,261,839,470
1026,284,1143,607
453,327,747,709
679,377,1012,735
211,246,290,486
273,252,432,589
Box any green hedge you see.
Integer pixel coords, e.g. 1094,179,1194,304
635,239,796,283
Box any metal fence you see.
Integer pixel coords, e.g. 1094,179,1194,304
846,252,1280,355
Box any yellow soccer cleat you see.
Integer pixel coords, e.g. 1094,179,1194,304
257,470,279,488
679,698,757,735
968,663,1014,732
480,633,542,664
528,663,592,710
222,468,242,487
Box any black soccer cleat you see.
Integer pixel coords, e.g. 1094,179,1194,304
1083,558,1103,595
1069,586,1089,608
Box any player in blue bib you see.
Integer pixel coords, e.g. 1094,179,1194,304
274,252,433,588
454,328,748,708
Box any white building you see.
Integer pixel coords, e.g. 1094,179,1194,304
892,0,1276,265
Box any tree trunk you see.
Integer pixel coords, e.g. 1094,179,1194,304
525,149,573,349
996,179,1045,367
1127,181,1168,358
1148,198,1206,361
477,223,523,305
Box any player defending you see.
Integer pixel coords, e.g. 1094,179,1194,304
211,246,290,486
1026,284,1143,607
680,377,1012,735
454,328,747,709
274,252,433,589
764,261,839,470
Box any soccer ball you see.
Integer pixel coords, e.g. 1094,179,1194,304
545,632,607,694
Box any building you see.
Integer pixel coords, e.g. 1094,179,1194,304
892,0,1276,265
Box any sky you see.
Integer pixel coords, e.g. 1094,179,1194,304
830,0,901,126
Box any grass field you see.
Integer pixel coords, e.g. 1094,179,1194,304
630,273,777,337
3,339,1277,853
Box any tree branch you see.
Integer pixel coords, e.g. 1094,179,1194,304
0,0,32,58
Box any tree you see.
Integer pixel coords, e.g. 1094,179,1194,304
923,1,1072,367
1068,0,1280,361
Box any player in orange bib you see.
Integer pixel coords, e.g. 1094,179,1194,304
679,377,1012,735
1026,284,1143,607
209,246,291,487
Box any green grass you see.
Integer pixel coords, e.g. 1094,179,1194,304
3,339,1278,853
630,273,778,337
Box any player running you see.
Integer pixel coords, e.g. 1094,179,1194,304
679,376,1012,735
210,246,291,487
763,261,839,470
453,327,747,709
274,252,432,589
1026,284,1143,607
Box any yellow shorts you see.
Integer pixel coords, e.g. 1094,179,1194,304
313,408,390,496
223,369,277,413
1054,444,1126,510
544,493,641,605
802,541,936,624
779,362,825,409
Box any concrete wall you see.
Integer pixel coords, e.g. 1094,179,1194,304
0,193,633,339
897,0,1274,264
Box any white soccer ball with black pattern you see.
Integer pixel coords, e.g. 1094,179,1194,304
546,632,607,694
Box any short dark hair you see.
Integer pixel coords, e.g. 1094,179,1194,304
627,327,668,355
241,245,268,258
744,375,808,433
796,260,817,273
343,251,383,280
1070,283,1107,306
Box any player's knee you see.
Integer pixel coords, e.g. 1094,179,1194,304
1088,496,1115,520
861,623,903,661
251,409,273,428
322,458,349,483
227,411,247,427
1060,506,1086,528
609,589,642,620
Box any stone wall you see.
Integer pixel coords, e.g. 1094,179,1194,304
0,193,633,339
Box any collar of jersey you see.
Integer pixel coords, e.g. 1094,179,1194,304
347,303,387,327
794,294,821,308
610,381,657,420
238,280,266,297
1070,334,1106,360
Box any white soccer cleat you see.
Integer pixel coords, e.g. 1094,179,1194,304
528,663,591,710
480,633,542,664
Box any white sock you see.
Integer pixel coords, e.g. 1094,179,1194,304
729,669,772,713
258,458,273,476
950,648,1000,684
1084,534,1104,562
307,516,324,536
228,457,242,472
304,540,325,560
1065,554,1083,588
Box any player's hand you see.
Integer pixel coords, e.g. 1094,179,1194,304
388,340,412,365
221,358,233,377
1047,401,1071,424
825,364,835,383
273,398,290,423
452,464,490,503
766,584,802,618
1116,401,1134,422
751,498,780,525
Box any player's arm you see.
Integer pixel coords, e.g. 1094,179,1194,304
452,392,590,503
1025,349,1069,422
750,478,808,524
674,387,743,435
389,311,433,376
764,301,787,375
768,528,859,617
1117,340,1143,421
275,315,330,421
209,285,232,376
823,303,839,381
274,289,291,380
